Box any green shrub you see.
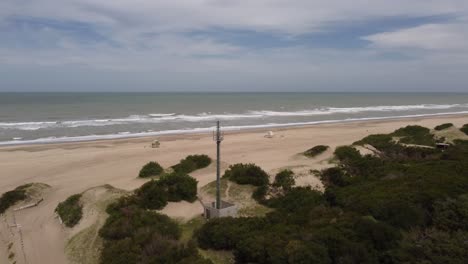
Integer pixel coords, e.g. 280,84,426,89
433,195,468,231
304,145,329,157
99,208,180,240
461,124,468,135
158,173,198,202
434,123,454,131
135,180,168,210
223,163,269,186
320,167,349,187
99,200,210,264
138,161,163,178
354,134,394,150
0,184,31,214
266,186,324,213
334,146,361,161
172,154,212,174
56,194,83,227
391,125,435,146
252,185,268,202
272,169,295,191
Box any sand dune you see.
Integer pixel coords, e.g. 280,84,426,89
0,114,467,264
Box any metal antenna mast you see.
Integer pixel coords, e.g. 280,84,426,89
213,120,224,209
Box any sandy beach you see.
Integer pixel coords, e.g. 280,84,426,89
1,114,467,264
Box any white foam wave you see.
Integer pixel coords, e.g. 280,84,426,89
0,103,467,131
1,111,467,146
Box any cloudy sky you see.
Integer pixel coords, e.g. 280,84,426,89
1,0,467,92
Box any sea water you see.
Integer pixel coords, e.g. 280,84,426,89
1,92,467,145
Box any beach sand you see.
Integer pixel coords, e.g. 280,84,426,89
0,114,467,264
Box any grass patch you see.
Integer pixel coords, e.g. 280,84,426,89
201,178,229,198
66,223,103,264
434,123,454,131
238,204,273,217
180,216,206,243
0,183,33,214
56,194,83,227
304,145,329,157
199,249,235,264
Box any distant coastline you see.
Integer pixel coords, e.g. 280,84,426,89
1,92,468,146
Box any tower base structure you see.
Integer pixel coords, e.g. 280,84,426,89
203,200,237,219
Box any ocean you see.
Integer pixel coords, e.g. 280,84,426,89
1,92,467,146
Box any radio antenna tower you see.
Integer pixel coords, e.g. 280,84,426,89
213,120,224,209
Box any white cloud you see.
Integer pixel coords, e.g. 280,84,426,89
363,23,468,51
1,1,468,91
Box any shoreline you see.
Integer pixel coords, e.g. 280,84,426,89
1,112,467,150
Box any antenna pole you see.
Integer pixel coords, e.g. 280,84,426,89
215,121,223,209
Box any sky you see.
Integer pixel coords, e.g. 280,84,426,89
0,0,467,92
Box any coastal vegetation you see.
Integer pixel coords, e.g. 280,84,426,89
303,145,329,157
98,171,205,263
391,125,435,146
223,163,269,186
272,169,295,191
195,125,468,263
55,194,83,227
461,123,468,135
434,123,454,131
0,183,32,214
172,154,212,174
138,161,164,178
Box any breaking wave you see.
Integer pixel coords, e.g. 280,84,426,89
1,111,467,146
1,104,467,131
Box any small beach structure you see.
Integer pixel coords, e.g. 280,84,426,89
265,131,274,138
203,121,237,219
151,139,160,148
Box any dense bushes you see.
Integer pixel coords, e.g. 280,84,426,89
272,169,295,191
99,203,210,264
223,163,269,186
135,173,198,210
354,134,394,151
434,123,454,131
0,184,31,214
172,154,212,174
138,161,164,178
98,172,208,264
135,180,169,210
55,194,83,227
303,145,329,157
195,128,468,264
158,173,198,202
320,167,349,187
391,125,435,146
461,124,468,135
